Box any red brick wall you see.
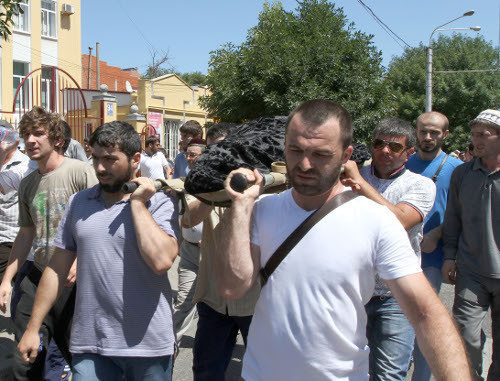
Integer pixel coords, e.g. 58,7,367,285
81,54,140,92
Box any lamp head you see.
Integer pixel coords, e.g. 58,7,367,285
471,26,481,31
463,10,475,16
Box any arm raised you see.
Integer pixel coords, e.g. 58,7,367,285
216,168,262,300
130,177,179,275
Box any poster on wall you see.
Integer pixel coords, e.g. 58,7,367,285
148,111,163,138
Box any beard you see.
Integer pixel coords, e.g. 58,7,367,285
287,161,343,196
418,140,440,153
98,164,133,193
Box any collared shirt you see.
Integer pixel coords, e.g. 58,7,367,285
0,150,31,243
54,184,180,356
194,206,261,316
443,159,500,278
139,151,168,180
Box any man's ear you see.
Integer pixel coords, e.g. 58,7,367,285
443,129,450,140
131,152,141,169
406,147,415,159
342,145,354,164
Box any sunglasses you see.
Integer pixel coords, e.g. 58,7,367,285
371,138,407,154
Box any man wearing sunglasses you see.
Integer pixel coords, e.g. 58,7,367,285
342,118,436,381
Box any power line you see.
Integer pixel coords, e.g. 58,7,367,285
355,0,411,50
114,0,157,55
9,40,198,87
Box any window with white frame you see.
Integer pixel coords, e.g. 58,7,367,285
13,0,29,33
41,0,56,38
13,61,29,110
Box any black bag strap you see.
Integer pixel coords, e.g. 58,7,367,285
259,191,359,286
432,154,448,182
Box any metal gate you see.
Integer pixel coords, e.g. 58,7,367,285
164,119,181,160
2,66,103,142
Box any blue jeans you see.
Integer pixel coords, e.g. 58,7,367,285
366,295,415,381
193,302,252,381
72,353,173,381
412,266,442,381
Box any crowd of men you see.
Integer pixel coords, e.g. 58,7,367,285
0,101,498,381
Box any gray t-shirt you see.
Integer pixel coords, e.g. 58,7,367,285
18,158,98,269
54,185,179,357
360,166,436,296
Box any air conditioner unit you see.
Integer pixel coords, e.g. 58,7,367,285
61,4,75,15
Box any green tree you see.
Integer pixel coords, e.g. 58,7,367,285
179,71,207,86
0,0,24,41
200,0,392,142
386,34,500,151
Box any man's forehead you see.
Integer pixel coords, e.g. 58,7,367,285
374,133,406,143
92,144,123,155
24,126,47,134
471,123,499,134
417,115,446,130
187,145,203,152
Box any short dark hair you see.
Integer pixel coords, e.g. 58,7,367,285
180,120,203,137
84,136,90,143
145,135,160,147
206,122,236,141
89,121,141,159
187,138,206,147
286,99,353,149
372,118,416,148
19,106,68,153
62,121,73,153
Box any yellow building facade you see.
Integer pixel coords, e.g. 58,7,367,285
0,0,81,125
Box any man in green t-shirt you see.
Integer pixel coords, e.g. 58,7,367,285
0,106,97,381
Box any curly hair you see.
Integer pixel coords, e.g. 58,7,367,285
18,106,68,153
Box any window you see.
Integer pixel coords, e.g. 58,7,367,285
41,67,54,110
13,0,29,33
41,0,56,38
13,62,29,110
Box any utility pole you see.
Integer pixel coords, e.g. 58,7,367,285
96,42,100,89
88,46,93,89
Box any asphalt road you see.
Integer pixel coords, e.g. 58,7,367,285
0,257,493,381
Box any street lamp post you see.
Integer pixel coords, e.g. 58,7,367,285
425,10,476,112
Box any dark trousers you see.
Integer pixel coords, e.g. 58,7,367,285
0,243,12,283
453,268,500,381
12,266,75,381
192,302,252,381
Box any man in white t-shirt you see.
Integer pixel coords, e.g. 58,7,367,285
216,99,469,381
342,118,436,380
139,136,170,180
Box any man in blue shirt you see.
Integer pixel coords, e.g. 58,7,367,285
173,120,202,179
406,111,462,381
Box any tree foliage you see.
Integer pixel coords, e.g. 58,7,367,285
386,34,500,151
0,0,23,41
179,71,207,86
200,0,392,142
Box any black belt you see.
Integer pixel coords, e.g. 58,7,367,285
185,241,200,247
0,242,13,248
